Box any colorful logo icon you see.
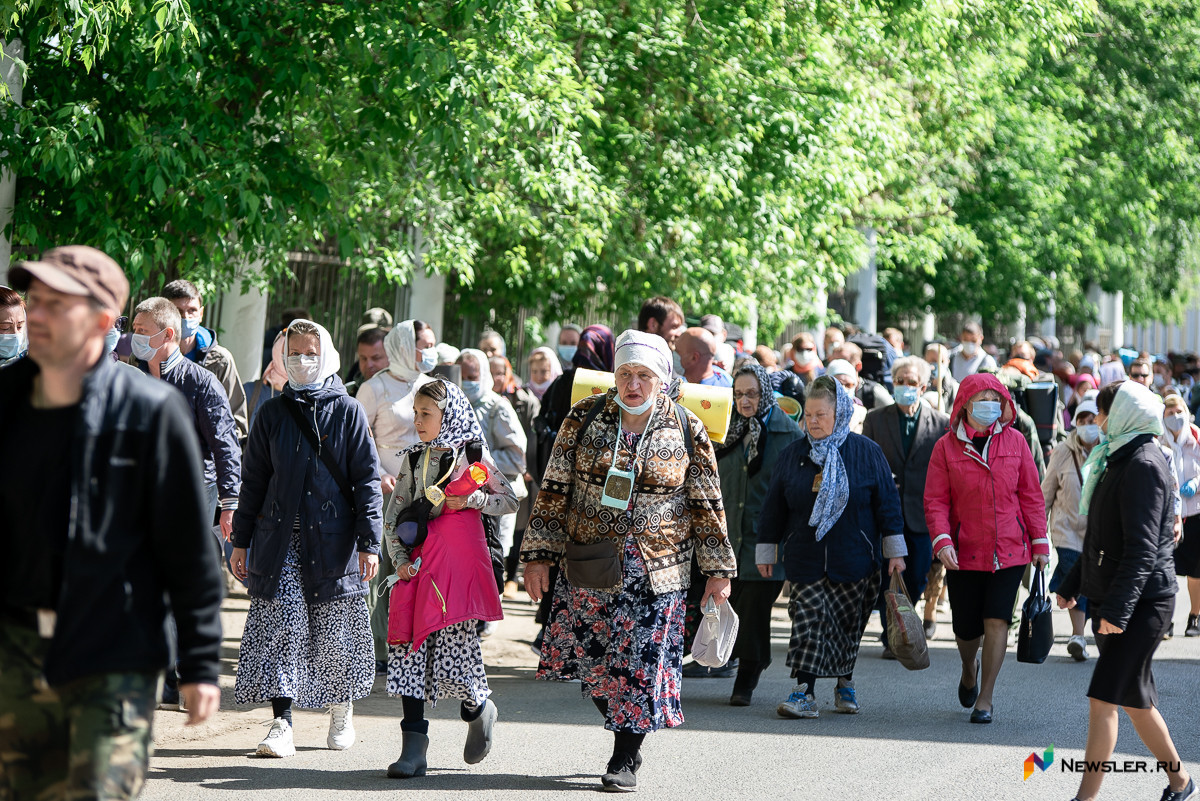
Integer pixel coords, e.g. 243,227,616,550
1024,745,1055,780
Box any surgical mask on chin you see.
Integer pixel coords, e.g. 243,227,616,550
961,341,979,357
1077,424,1100,444
557,344,577,364
104,328,120,355
179,317,200,342
615,393,654,416
971,400,1002,427
0,330,26,360
461,380,484,403
893,385,920,407
529,378,553,396
1165,414,1186,433
286,354,321,389
130,331,164,362
417,347,438,374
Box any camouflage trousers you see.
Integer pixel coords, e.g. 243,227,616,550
0,621,161,801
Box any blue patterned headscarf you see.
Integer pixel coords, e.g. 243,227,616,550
807,376,854,541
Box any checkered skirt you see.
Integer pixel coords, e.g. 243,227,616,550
785,574,881,679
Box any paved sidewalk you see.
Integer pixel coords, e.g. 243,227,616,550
144,587,1200,801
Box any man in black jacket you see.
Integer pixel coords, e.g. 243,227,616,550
0,246,223,800
863,356,950,647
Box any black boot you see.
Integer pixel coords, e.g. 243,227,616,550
1186,615,1200,637
387,727,429,779
730,660,765,706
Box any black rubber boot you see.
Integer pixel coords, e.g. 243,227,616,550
387,730,429,779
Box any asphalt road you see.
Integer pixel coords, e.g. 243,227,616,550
143,585,1200,801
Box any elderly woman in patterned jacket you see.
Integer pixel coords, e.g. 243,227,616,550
522,329,736,793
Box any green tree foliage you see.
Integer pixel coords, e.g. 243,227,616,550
4,0,1197,340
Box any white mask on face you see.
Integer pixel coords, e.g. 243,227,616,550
1165,414,1186,433
418,347,438,374
1077,424,1100,444
960,341,979,357
795,350,818,367
286,354,321,389
615,394,654,416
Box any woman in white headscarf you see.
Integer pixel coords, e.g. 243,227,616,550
355,319,440,493
230,319,384,760
527,346,563,401
521,330,736,792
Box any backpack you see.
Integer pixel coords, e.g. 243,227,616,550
849,333,893,388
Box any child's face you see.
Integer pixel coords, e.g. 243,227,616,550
413,394,445,443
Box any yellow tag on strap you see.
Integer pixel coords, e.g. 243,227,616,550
424,484,446,506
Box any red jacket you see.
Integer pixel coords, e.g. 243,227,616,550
387,508,503,650
924,373,1049,572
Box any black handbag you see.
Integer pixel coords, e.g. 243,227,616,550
564,539,623,590
1017,565,1055,664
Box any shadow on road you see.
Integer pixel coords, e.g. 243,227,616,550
148,764,601,793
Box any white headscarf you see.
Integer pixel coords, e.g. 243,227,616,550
285,319,340,389
614,329,672,383
459,348,495,394
384,320,421,382
530,346,563,379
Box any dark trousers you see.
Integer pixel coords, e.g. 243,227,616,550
0,622,160,801
878,528,934,639
730,579,785,663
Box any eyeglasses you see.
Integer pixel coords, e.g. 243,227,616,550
734,391,761,401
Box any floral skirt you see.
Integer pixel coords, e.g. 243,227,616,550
538,534,686,733
234,524,374,708
386,621,490,707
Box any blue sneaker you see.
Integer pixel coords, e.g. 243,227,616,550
777,684,818,719
834,682,859,714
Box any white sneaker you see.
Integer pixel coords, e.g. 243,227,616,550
257,718,296,758
327,701,355,751
1067,635,1090,662
777,683,819,719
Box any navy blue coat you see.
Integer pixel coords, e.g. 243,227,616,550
758,433,905,583
231,376,383,603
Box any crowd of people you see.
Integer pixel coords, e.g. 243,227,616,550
1,251,1197,801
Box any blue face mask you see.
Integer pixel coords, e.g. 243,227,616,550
893,385,921,407
971,400,1002,427
0,330,26,360
418,347,438,374
557,344,577,364
461,380,483,403
130,329,166,362
104,328,120,355
179,316,200,342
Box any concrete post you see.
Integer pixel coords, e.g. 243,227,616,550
215,262,269,382
852,227,878,333
0,38,24,274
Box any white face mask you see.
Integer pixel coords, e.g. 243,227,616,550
960,341,979,357
418,347,438,374
615,394,655,416
795,350,817,367
1077,424,1100,444
1165,414,1186,433
286,354,321,388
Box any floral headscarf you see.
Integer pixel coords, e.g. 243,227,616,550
399,378,485,458
808,376,855,541
718,363,777,477
574,324,615,372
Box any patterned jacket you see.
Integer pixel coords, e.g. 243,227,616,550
521,389,736,594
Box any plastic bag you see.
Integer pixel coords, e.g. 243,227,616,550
885,571,930,671
690,597,740,668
